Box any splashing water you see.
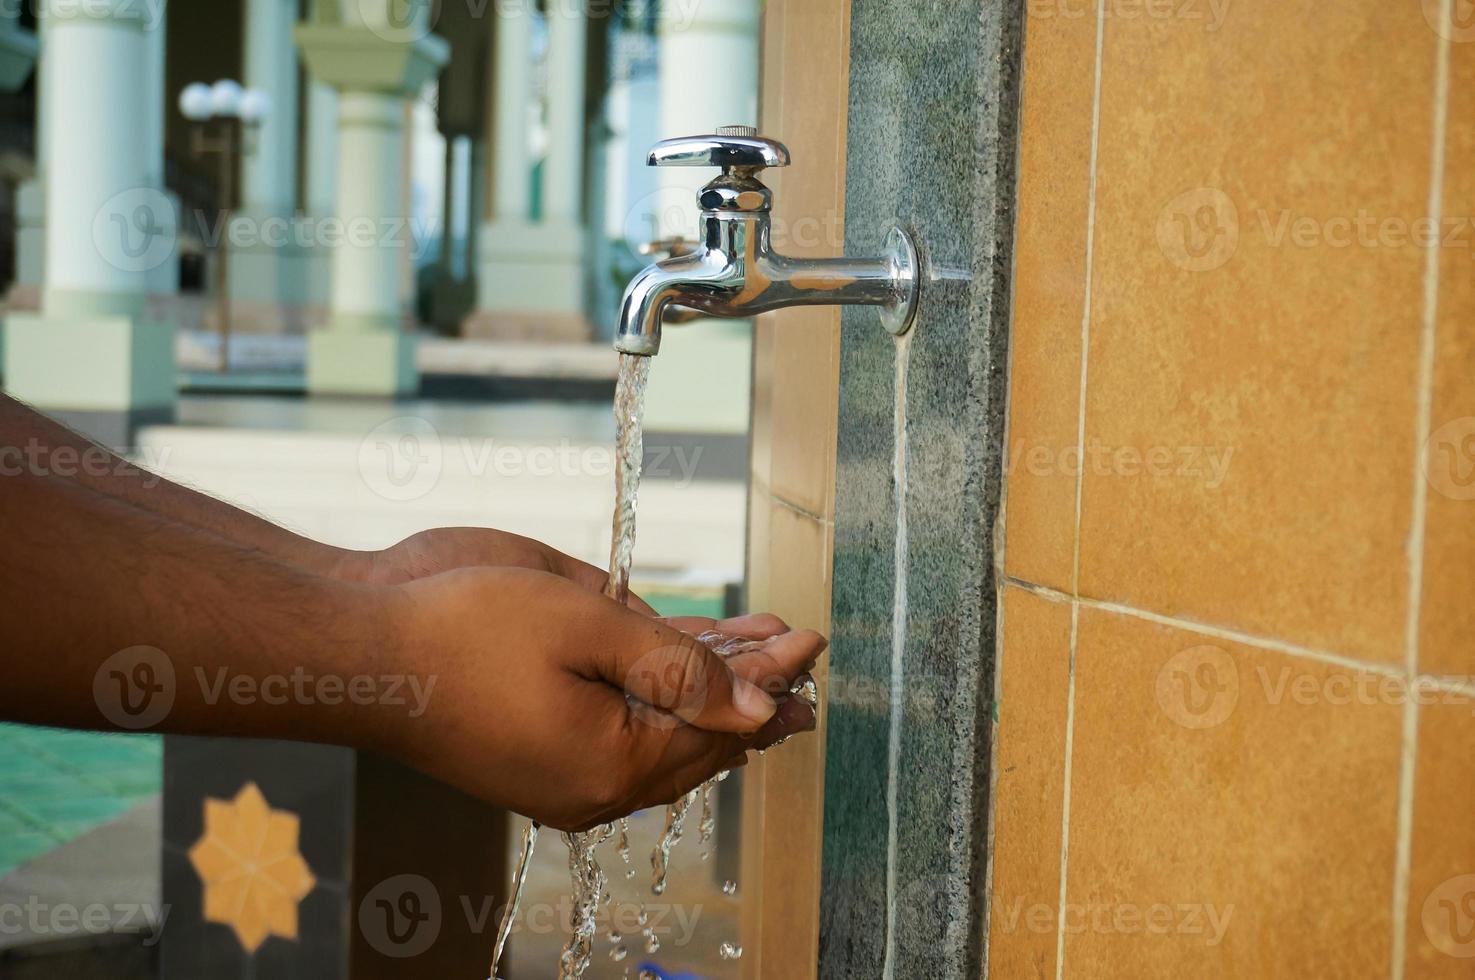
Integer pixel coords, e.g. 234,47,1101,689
489,822,540,979
560,823,616,978
649,788,699,898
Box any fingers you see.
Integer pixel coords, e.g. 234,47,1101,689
659,612,791,640
590,619,779,735
723,630,827,696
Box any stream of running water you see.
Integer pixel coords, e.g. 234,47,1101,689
491,352,810,978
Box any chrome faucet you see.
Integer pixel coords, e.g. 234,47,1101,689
614,126,920,356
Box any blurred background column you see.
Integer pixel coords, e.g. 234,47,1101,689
3,0,175,446
464,1,593,343
2,9,41,324
637,0,760,439
224,0,304,337
142,0,177,312
425,0,489,335
301,78,339,325
295,1,447,396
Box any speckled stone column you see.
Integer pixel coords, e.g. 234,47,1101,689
819,1,1024,978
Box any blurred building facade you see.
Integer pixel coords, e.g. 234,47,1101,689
0,0,759,433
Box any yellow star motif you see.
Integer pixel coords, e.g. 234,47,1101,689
187,782,317,953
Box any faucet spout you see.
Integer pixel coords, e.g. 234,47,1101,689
614,249,743,356
614,129,919,356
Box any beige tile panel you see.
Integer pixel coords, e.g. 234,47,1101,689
1418,30,1475,679
987,585,1073,979
1064,606,1403,977
1404,696,1475,977
1077,2,1440,663
1002,2,1100,592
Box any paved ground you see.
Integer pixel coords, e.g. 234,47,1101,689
0,726,161,875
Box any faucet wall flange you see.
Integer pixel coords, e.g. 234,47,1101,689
879,226,920,337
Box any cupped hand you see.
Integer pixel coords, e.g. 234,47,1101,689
339,527,657,614
372,568,824,832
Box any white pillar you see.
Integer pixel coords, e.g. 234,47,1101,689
656,0,759,239
300,79,338,316
143,0,177,297
489,3,531,223
296,7,446,394
326,93,405,330
464,3,589,341
543,6,586,227
638,0,759,437
305,81,340,216
229,0,303,332
243,0,299,215
5,0,175,431
44,5,149,311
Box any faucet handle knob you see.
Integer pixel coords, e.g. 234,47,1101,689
647,129,790,172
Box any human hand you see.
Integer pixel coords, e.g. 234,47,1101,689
371,567,824,832
336,527,656,613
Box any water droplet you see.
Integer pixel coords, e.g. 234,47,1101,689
719,941,744,960
651,879,667,896
645,933,661,954
722,879,737,896
625,868,636,879
610,944,628,962
605,930,621,944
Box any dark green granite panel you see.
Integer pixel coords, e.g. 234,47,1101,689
820,1,1023,977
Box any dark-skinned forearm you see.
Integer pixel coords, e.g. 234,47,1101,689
0,466,400,747
0,393,360,578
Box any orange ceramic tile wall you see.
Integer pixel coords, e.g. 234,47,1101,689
991,2,1475,977
741,1,851,977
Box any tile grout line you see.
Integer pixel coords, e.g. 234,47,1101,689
1055,2,1108,976
770,492,833,527
1391,7,1451,977
1004,576,1475,699
881,332,913,980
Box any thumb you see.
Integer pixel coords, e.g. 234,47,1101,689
590,617,779,735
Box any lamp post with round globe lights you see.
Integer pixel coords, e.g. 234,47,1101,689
178,79,271,372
